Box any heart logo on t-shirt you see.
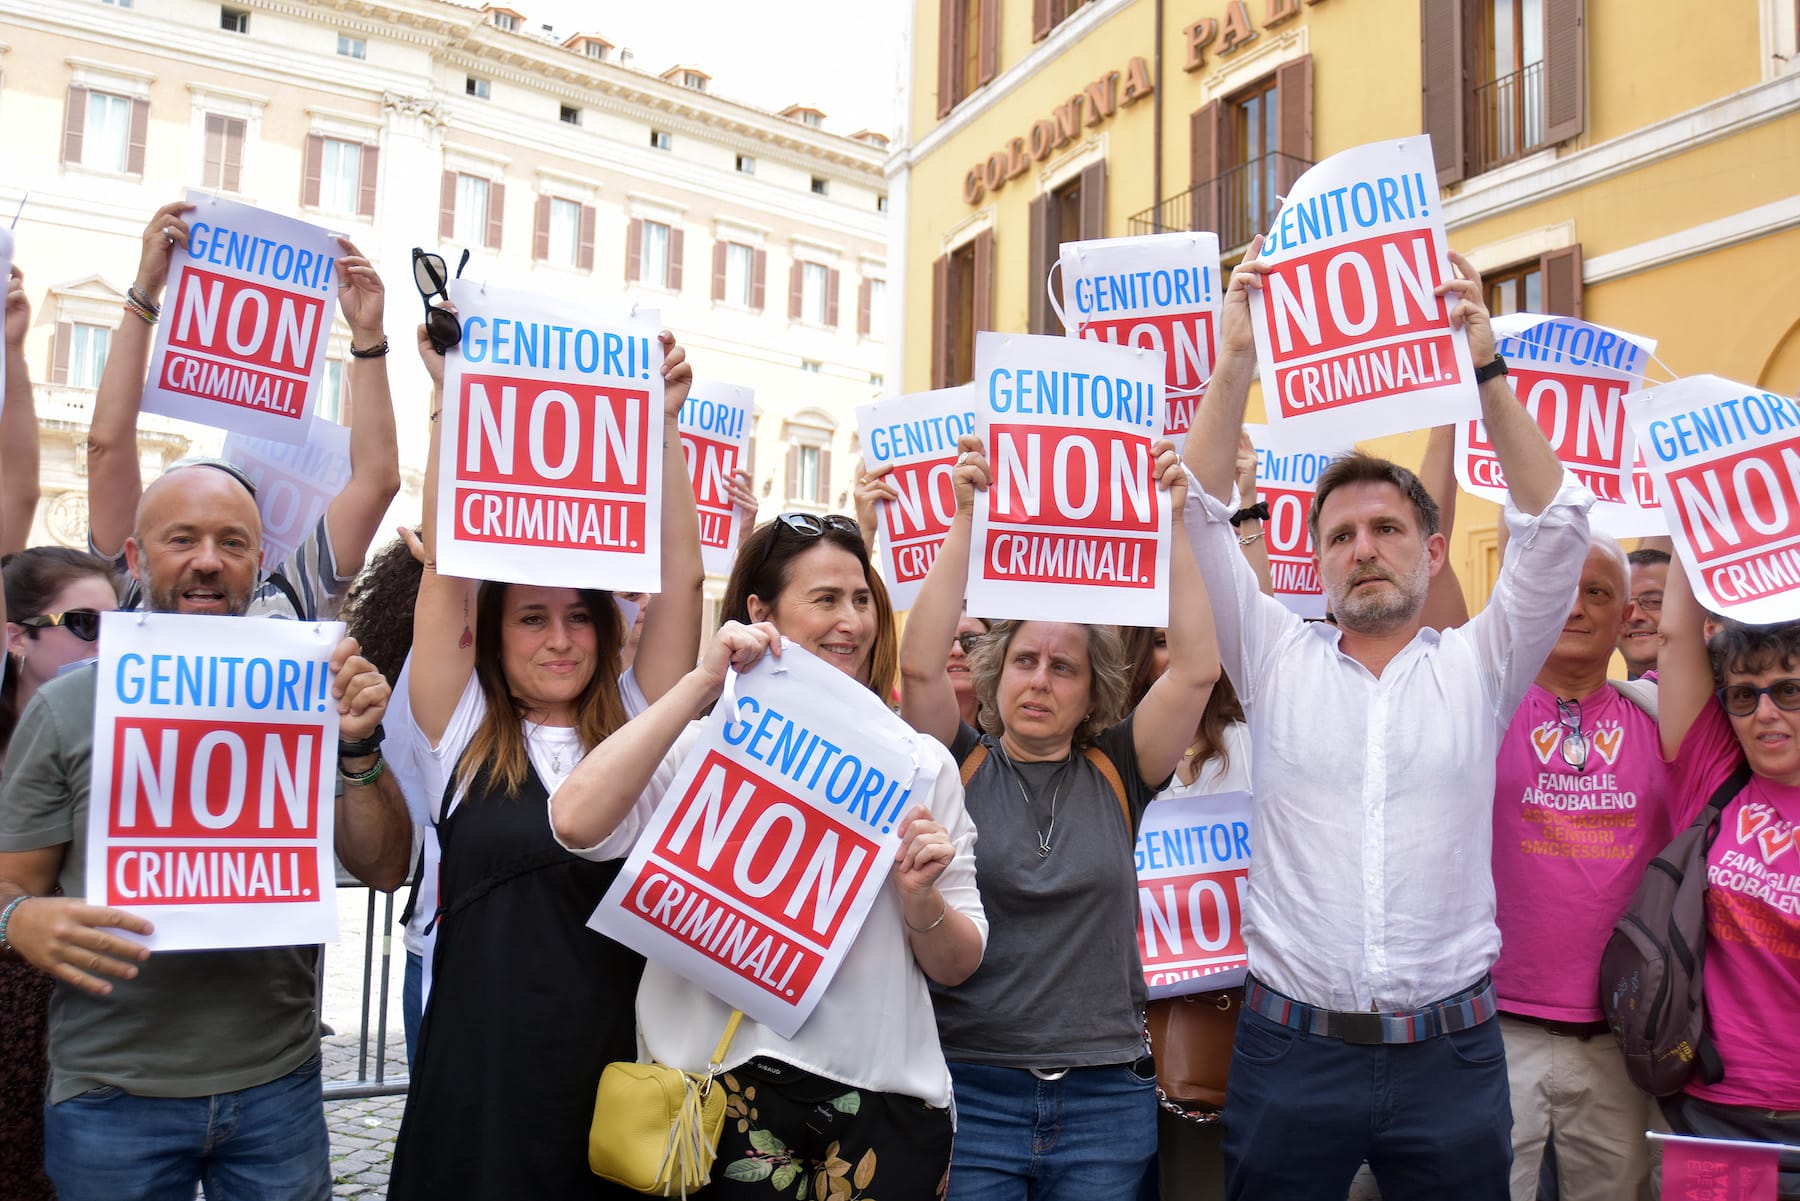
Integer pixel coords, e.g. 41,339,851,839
1756,823,1796,865
1738,805,1774,845
1590,726,1624,765
1530,725,1562,764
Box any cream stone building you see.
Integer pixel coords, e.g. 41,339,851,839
0,0,892,605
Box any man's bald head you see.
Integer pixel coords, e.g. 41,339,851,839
125,465,263,616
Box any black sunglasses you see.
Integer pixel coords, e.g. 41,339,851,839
412,247,469,355
18,609,103,642
1717,678,1800,718
954,632,985,653
753,513,864,579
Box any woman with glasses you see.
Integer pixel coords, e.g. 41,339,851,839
1653,552,1800,1197
950,613,993,728
550,511,985,1200
896,435,1219,1200
384,323,704,1201
0,547,119,1201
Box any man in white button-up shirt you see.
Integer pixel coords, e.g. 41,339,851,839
1183,241,1594,1201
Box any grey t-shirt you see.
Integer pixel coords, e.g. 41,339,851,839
932,717,1160,1068
0,664,317,1103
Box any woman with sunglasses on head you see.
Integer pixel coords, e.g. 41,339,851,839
896,434,1218,1201
383,320,705,1201
1652,551,1800,1197
550,511,986,1200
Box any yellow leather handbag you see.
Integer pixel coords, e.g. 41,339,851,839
589,1010,744,1198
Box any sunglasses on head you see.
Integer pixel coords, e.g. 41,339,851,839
412,247,469,355
753,513,864,578
18,609,103,642
1717,678,1800,718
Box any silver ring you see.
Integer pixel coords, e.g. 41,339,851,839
162,227,175,244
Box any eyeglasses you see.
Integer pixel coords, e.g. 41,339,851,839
1717,678,1800,717
1555,697,1588,771
18,609,104,642
954,632,985,653
752,513,864,579
412,247,469,355
1629,591,1664,614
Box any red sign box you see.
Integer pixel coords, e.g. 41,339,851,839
168,266,323,376
110,717,320,839
1137,867,1249,972
1078,310,1216,396
105,846,320,906
453,487,646,551
989,425,1158,533
459,373,651,495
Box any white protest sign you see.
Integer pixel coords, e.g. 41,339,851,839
1136,791,1252,998
855,385,977,611
222,419,353,573
0,226,12,426
143,192,338,444
1250,137,1475,443
969,332,1171,627
1245,424,1347,619
1060,232,1222,440
590,645,932,1038
680,381,754,578
86,613,343,950
437,281,664,591
1454,314,1662,536
1623,376,1800,624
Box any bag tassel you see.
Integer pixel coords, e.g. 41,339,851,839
654,1073,716,1198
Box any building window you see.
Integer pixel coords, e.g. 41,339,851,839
932,231,992,387
454,174,490,246
870,373,884,388
800,110,822,128
317,138,362,213
1027,165,1103,334
781,423,836,507
221,6,249,33
860,278,887,340
800,360,822,374
318,358,346,423
100,0,132,6
559,105,581,126
793,445,823,500
584,40,608,60
491,10,519,31
466,76,490,99
1034,0,1090,39
67,323,111,389
1423,0,1583,184
1486,246,1581,317
81,90,134,174
337,33,366,58
801,262,829,325
641,220,670,288
1226,75,1283,251
1485,260,1541,317
683,71,708,91
936,0,996,116
877,193,888,213
650,129,672,151
547,197,581,266
202,114,245,192
724,242,753,306
736,154,756,174
810,176,829,196
1474,0,1546,171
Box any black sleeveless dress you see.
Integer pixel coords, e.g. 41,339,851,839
387,758,644,1200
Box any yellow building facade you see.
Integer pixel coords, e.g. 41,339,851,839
889,0,1800,604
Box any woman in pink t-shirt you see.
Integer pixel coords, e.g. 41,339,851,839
1657,550,1800,1197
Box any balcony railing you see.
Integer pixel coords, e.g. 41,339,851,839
1127,152,1312,249
1472,59,1546,175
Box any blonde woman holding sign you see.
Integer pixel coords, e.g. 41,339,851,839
385,324,703,1201
550,513,985,1200
897,435,1219,1201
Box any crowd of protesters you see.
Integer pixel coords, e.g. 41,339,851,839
0,200,1792,1201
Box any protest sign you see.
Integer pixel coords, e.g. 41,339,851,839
1624,376,1800,624
1136,791,1252,998
1244,424,1346,619
679,381,754,578
143,192,338,444
969,332,1171,627
590,644,933,1037
1656,1134,1782,1201
855,385,977,611
1059,232,1221,440
1250,136,1475,443
85,613,343,951
1454,314,1663,536
0,226,11,425
436,281,664,591
222,419,353,573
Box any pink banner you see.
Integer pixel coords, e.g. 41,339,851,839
1661,1135,1780,1201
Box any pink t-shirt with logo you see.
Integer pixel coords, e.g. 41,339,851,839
1669,700,1800,1110
1491,682,1676,1021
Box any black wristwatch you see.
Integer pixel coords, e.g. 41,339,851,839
1474,354,1509,384
338,723,385,760
1229,501,1270,527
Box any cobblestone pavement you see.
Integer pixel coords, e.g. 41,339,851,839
322,888,410,1199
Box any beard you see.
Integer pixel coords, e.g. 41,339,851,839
147,571,255,617
1326,555,1430,635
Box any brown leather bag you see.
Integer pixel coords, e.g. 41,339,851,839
1145,988,1242,1111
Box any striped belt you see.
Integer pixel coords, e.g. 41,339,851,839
1243,974,1497,1046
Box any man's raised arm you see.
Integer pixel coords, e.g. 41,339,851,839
1183,236,1269,503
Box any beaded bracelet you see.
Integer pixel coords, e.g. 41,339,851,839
338,755,386,788
0,895,32,953
122,296,158,326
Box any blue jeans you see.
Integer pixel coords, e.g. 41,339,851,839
403,950,423,1065
1223,1006,1512,1201
43,1053,329,1201
948,1060,1157,1201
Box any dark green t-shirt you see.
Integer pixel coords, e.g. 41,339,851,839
0,665,317,1102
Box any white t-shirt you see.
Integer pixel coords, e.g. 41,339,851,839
1155,721,1252,801
551,723,985,1109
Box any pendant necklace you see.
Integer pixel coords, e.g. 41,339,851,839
528,722,568,774
997,742,1070,857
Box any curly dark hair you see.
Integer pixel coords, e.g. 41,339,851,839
1709,620,1800,688
339,535,426,686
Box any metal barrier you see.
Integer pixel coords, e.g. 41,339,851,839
319,882,410,1101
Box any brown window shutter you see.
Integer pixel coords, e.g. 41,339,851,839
668,227,685,292
1190,100,1226,234
1027,193,1053,334
819,444,833,502
358,145,379,218
1420,0,1467,186
485,182,505,250
751,249,768,310
788,260,804,321
127,97,149,175
1078,162,1106,240
1276,54,1314,164
52,322,72,385
534,194,552,261
438,170,457,240
626,218,643,282
785,442,798,501
972,229,995,333
1539,244,1582,319
931,254,951,389
305,135,327,209
222,118,244,193
62,85,87,165
204,114,225,189
1033,0,1054,42
1542,0,1586,145
824,268,840,328
937,0,958,118
578,205,596,271
977,0,999,86
858,278,872,337
712,241,728,302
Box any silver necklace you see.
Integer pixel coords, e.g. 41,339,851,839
527,722,567,773
996,743,1072,857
